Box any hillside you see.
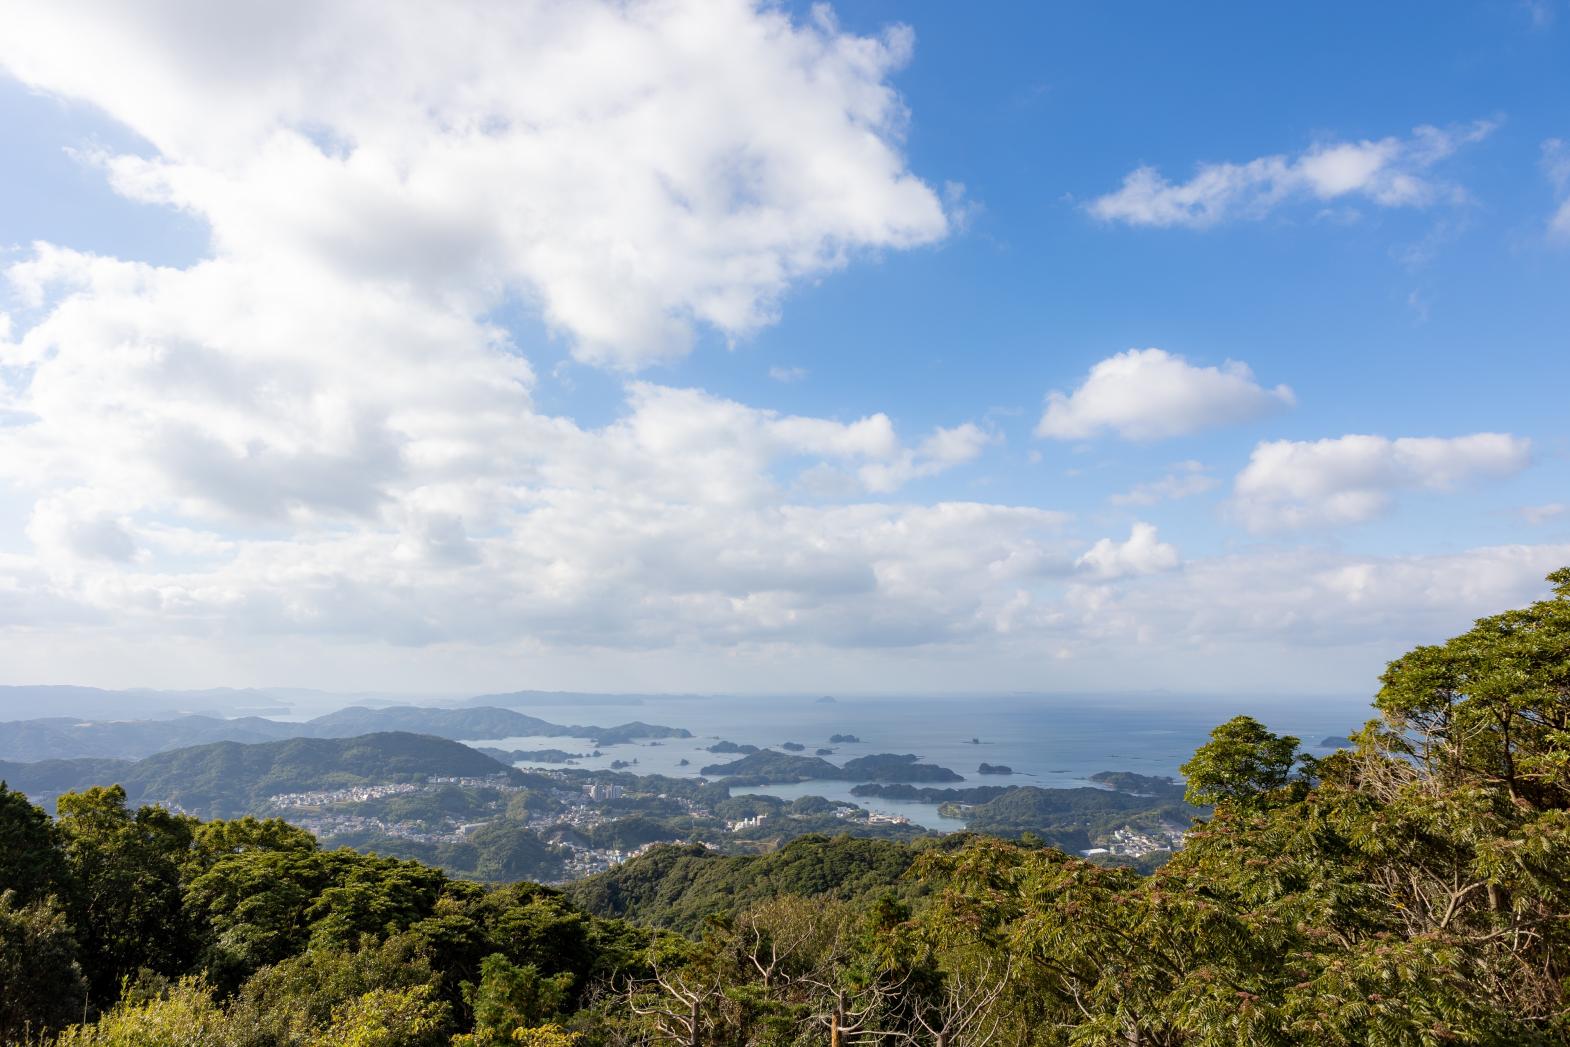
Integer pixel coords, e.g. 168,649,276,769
0,757,134,806
564,834,941,933
0,732,521,819
952,785,1196,851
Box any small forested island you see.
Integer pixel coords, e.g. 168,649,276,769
704,740,759,755
698,749,839,782
1319,734,1353,748
3,570,1569,1043
977,762,1013,774
840,753,963,782
780,741,805,751
699,750,962,784
828,733,860,743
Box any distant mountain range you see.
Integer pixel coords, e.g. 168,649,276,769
0,704,691,762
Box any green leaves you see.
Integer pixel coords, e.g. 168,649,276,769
1180,716,1302,811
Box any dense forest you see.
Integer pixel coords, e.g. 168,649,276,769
2,569,1568,1045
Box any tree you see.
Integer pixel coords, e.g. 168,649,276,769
54,786,195,1000
1180,715,1301,810
305,985,450,1047
1375,566,1570,809
0,890,89,1041
0,782,69,904
456,954,573,1046
48,978,233,1047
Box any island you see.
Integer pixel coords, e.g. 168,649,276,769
701,750,963,784
828,733,860,744
699,750,839,782
705,740,760,755
841,753,963,782
978,762,1013,775
815,696,837,704
1319,735,1353,749
780,742,806,751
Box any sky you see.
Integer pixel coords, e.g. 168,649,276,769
0,0,1567,698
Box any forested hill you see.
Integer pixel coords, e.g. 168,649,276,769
0,704,693,762
564,835,941,933
0,732,532,818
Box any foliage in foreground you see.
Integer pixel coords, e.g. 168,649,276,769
2,568,1569,1045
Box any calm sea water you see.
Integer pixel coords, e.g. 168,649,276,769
465,693,1374,830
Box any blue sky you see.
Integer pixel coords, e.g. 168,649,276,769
0,1,1566,696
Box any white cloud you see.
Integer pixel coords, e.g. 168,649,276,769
1110,460,1217,506
1035,348,1293,441
0,0,949,370
1076,522,1179,580
856,423,996,494
1090,122,1495,228
768,366,809,383
1232,433,1532,531
0,2,1051,666
1543,139,1570,240
1520,503,1567,525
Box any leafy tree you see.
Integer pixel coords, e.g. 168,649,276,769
47,978,233,1047
302,985,449,1047
457,954,573,1045
0,782,69,904
54,786,195,1001
0,890,89,1041
1375,566,1570,808
224,937,442,1047
1179,715,1301,809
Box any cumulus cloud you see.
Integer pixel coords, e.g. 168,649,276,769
0,1,1059,665
1076,522,1179,580
1232,433,1532,531
0,237,1036,655
1110,460,1217,506
1035,349,1293,441
1090,122,1495,228
0,0,949,369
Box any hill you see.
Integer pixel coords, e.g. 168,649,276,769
564,833,943,933
0,732,522,819
952,785,1196,851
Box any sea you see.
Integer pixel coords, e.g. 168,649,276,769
462,692,1375,830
